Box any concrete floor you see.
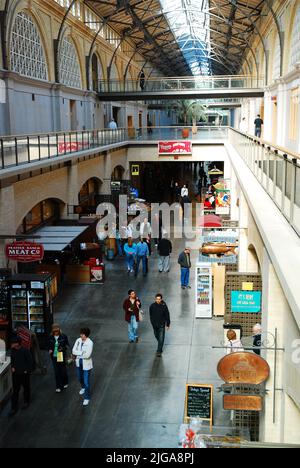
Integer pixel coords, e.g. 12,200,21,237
0,238,230,448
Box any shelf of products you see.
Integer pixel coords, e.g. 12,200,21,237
195,263,212,318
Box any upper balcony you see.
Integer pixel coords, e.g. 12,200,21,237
97,75,265,101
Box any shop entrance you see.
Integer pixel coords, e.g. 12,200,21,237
129,161,224,203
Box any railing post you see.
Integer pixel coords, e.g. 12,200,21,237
0,139,4,169
64,133,67,155
273,150,278,200
281,154,288,213
290,158,297,225
38,136,41,161
27,136,30,163
15,138,19,166
48,135,51,159
266,146,271,192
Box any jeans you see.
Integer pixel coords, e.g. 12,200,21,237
52,358,68,390
135,255,147,275
181,268,190,287
153,325,166,353
128,315,138,342
125,254,135,271
11,373,31,411
158,256,170,272
76,361,91,400
255,128,261,137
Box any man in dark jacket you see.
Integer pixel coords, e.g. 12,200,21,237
10,335,34,416
158,235,172,272
149,294,170,357
178,247,192,290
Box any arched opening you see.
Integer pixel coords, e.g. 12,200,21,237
91,53,103,92
78,177,102,214
17,198,64,235
111,165,125,181
247,244,261,274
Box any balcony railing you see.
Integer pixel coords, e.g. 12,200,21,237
98,75,264,93
229,129,300,236
0,126,228,170
0,129,128,170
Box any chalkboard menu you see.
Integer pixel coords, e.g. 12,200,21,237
185,384,213,423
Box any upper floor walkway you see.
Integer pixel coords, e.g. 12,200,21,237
97,75,265,101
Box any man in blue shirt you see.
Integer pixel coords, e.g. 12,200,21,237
135,238,149,277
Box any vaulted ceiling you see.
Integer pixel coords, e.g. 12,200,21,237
85,0,266,76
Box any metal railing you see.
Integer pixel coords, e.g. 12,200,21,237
228,128,300,236
0,128,128,170
0,126,229,170
98,75,264,93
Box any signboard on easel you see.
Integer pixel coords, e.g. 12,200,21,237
184,384,213,428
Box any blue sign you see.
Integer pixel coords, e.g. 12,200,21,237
231,291,262,313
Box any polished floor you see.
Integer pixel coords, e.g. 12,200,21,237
0,239,230,448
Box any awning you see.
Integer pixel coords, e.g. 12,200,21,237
25,226,88,252
199,215,222,227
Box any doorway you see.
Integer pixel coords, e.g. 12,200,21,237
70,100,77,131
127,115,135,138
112,106,119,126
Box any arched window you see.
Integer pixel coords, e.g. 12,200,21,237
290,6,300,70
10,11,48,80
59,36,82,88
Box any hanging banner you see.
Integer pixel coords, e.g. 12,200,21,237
5,242,44,263
158,141,192,155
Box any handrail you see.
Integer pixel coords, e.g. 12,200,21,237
231,128,300,161
0,128,127,140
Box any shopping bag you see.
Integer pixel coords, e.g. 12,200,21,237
139,310,144,321
57,351,64,363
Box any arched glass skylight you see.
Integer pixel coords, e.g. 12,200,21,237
160,0,211,76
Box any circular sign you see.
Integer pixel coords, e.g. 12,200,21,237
217,352,270,385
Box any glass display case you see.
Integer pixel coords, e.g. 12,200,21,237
195,263,212,318
8,273,54,349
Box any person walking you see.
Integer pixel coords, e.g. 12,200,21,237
149,294,170,357
49,324,70,393
139,70,145,91
124,237,137,274
158,234,172,273
174,182,181,203
123,289,141,343
135,238,149,277
178,247,192,290
181,184,189,199
254,114,263,137
72,328,94,407
252,323,262,356
140,217,152,256
9,335,34,416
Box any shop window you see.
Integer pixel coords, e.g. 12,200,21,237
19,200,60,234
289,88,299,141
10,11,48,81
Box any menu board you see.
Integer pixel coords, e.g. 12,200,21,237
185,384,213,423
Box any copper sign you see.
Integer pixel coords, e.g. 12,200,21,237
223,395,263,412
217,352,270,384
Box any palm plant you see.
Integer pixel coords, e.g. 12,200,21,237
168,100,208,126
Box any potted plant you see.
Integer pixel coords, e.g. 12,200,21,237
168,100,207,138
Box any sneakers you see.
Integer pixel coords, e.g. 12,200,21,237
181,286,186,290
83,399,90,407
56,388,62,393
63,385,68,389
79,388,85,395
186,285,191,289
135,337,140,343
156,352,162,357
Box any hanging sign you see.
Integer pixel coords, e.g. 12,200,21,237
131,165,140,176
158,141,192,155
5,242,44,263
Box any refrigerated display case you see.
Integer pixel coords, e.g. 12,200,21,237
195,262,212,318
8,274,54,349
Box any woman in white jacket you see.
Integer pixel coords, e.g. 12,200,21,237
72,328,94,406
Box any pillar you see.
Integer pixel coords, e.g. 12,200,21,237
238,191,249,272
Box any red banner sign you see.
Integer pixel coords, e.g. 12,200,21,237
158,141,192,155
58,142,89,154
5,242,44,263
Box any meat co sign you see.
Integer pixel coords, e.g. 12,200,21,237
5,242,44,263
